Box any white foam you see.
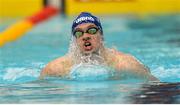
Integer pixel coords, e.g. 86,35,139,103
151,66,180,82
3,67,40,81
70,64,114,81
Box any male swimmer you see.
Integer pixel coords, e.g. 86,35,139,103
40,12,158,81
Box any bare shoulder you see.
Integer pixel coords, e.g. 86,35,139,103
108,48,158,81
110,48,149,72
40,55,73,79
109,48,136,62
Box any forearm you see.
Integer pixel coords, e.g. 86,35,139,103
132,63,159,81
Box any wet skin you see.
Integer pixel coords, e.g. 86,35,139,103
40,23,159,81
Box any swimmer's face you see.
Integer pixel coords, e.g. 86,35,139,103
73,23,103,54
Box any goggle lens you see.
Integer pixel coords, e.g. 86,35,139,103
87,28,98,35
74,27,98,38
74,31,83,38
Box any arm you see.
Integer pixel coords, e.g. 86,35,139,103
39,57,71,79
125,55,158,81
39,60,63,79
112,50,159,81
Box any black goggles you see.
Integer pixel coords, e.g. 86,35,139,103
73,27,99,38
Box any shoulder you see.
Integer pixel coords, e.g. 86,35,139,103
107,48,158,81
46,56,70,69
40,55,72,78
108,48,136,61
108,48,149,72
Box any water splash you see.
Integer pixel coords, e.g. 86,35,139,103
66,33,118,81
151,66,180,82
67,34,106,64
70,63,115,81
1,67,40,83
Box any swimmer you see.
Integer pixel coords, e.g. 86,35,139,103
40,12,158,81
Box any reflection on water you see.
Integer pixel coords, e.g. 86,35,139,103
130,82,180,104
0,80,179,104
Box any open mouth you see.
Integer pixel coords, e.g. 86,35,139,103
83,42,93,51
84,42,91,47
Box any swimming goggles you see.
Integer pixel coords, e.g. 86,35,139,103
73,27,99,38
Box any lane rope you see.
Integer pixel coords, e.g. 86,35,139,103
0,6,59,47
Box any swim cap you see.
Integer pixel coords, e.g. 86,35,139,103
72,12,103,35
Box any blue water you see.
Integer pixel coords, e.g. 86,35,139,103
0,14,179,103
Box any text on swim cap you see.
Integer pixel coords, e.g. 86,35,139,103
75,17,94,23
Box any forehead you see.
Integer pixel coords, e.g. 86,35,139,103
75,23,97,29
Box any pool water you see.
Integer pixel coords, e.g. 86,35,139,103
0,14,180,103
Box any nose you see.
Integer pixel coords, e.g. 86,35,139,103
83,36,91,41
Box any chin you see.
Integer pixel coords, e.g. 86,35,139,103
82,48,96,54
83,50,94,54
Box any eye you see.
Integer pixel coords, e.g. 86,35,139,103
74,31,83,38
87,27,98,35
